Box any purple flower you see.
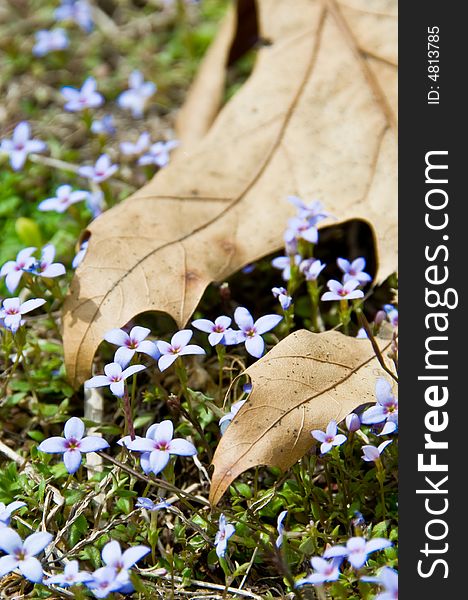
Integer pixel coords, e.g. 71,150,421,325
135,497,170,511
117,71,156,118
233,307,282,358
38,417,109,474
55,0,94,32
362,567,398,600
361,378,398,435
287,196,329,224
271,254,301,281
362,440,392,463
44,560,93,587
272,287,292,311
0,297,46,333
91,115,116,136
120,132,151,156
38,184,89,213
192,316,232,346
1,247,37,293
156,330,205,371
295,557,342,587
33,29,69,56
337,257,372,284
85,360,146,398
138,140,179,168
384,304,399,328
86,566,122,598
78,154,118,183
61,77,103,112
300,258,326,281
126,420,197,475
29,244,66,279
214,514,235,558
284,216,318,245
101,539,150,586
345,413,361,433
86,190,105,218
311,420,347,454
0,529,52,583
324,536,392,569
321,279,364,302
0,121,47,171
73,240,88,268
219,400,246,435
104,326,159,367
275,510,288,548
0,501,27,527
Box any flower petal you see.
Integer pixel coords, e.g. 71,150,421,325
63,449,83,474
179,344,205,356
110,380,125,397
192,318,215,333
154,420,173,444
0,555,19,578
5,270,23,294
171,329,193,348
104,328,129,347
104,362,122,378
158,353,178,371
102,540,122,566
85,375,111,389
19,557,44,582
254,314,283,335
23,532,53,557
168,438,197,456
20,298,46,315
38,436,67,454
126,438,155,452
79,436,110,453
130,326,150,343
121,364,146,380
366,538,392,554
234,307,254,330
245,335,264,358
64,417,85,440
149,450,170,474
0,528,22,554
122,545,150,569
114,346,135,368
137,340,160,359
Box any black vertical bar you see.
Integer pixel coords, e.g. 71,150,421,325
400,2,465,596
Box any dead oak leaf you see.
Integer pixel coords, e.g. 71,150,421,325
63,0,397,385
209,329,393,505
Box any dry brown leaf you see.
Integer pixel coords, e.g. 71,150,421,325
209,329,393,505
63,0,397,385
175,5,236,145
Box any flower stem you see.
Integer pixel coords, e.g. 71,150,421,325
122,387,135,441
216,345,226,403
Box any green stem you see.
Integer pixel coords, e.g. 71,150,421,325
216,345,226,403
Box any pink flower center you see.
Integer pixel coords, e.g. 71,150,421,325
325,435,334,443
246,327,257,338
5,307,20,315
15,143,25,151
126,338,138,349
338,288,347,297
170,346,181,355
156,441,170,451
110,375,122,382
66,438,80,450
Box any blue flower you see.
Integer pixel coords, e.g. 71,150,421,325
38,417,109,474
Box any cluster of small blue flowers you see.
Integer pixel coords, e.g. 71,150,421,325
295,536,397,599
311,377,398,459
0,518,151,598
